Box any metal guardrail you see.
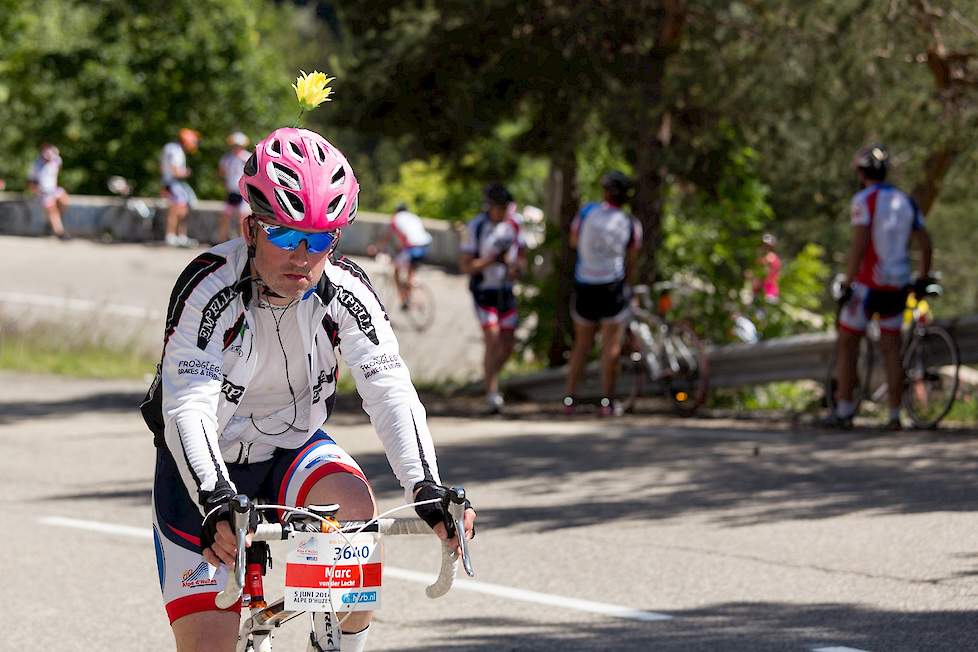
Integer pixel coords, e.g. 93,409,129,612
505,314,978,401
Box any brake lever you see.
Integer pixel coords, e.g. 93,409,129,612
448,487,474,577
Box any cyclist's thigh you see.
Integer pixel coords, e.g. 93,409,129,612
267,431,373,520
171,610,240,652
153,446,271,625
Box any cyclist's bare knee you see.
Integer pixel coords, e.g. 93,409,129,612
171,609,240,652
304,471,376,520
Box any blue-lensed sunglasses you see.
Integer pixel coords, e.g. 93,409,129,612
257,220,339,254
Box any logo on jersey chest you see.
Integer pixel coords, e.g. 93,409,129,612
336,288,379,345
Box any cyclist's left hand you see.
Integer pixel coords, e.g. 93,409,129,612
414,481,476,556
432,507,477,557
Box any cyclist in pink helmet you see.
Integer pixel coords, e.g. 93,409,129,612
145,126,475,652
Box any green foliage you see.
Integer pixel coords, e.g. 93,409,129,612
376,158,481,221
658,146,774,341
0,0,294,198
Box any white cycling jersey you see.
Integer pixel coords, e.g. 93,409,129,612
572,202,642,285
850,183,925,290
219,149,250,194
461,211,526,291
391,210,432,248
160,142,187,186
28,154,62,195
141,239,441,514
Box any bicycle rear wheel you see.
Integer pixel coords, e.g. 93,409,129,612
666,321,708,417
406,281,436,332
902,325,959,429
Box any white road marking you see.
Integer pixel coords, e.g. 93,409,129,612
41,515,153,539
812,647,873,652
384,566,672,622
0,291,159,319
40,515,672,623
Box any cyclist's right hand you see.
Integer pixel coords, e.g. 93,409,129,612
836,282,853,309
200,496,256,569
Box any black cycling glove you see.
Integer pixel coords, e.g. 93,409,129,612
913,276,938,298
836,282,853,310
414,481,473,540
199,490,257,554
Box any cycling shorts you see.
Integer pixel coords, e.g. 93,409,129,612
225,191,244,207
571,280,630,325
394,245,428,270
152,430,368,624
838,281,908,335
472,288,517,331
39,187,67,209
163,181,197,207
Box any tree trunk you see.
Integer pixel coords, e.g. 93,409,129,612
630,0,687,285
545,147,580,367
911,143,957,215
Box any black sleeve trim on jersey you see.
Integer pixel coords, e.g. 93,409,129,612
412,411,435,484
164,253,227,346
196,419,231,510
140,365,165,445
175,421,204,494
334,256,389,319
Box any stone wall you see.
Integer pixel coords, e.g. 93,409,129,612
0,192,462,267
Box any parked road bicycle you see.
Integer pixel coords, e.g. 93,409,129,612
620,283,709,416
215,487,473,651
825,276,960,429
103,175,162,242
371,252,436,332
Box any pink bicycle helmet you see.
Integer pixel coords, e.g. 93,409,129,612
239,127,359,231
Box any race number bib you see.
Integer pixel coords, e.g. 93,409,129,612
284,531,382,612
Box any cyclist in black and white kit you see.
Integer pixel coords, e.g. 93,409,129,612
459,184,527,414
142,127,475,652
563,171,642,416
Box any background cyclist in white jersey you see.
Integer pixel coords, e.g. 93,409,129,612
460,184,527,414
26,143,70,240
367,201,432,310
216,131,252,243
142,127,475,652
826,144,933,429
160,128,200,248
563,171,642,416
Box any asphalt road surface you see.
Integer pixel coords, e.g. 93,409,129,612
3,370,978,651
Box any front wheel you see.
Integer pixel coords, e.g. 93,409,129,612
405,281,436,332
902,325,959,429
665,321,708,417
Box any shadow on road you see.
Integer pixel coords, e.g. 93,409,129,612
356,422,978,534
404,602,978,651
0,391,144,425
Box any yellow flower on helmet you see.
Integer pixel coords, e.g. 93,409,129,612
293,70,334,111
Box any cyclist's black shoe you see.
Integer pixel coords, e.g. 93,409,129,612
816,414,853,430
